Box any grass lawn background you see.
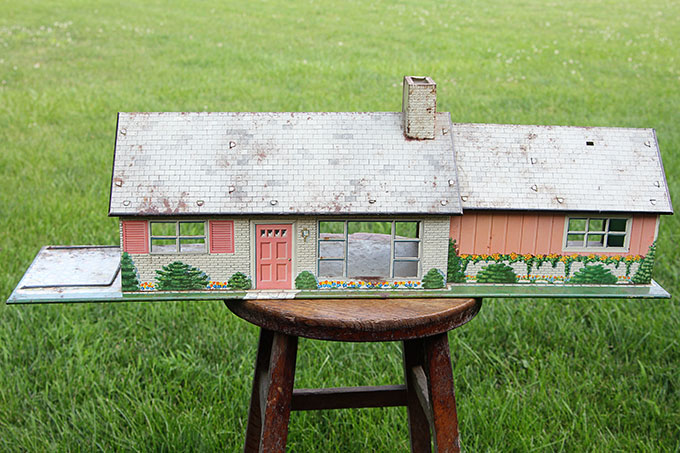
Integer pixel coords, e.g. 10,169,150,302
1,0,678,450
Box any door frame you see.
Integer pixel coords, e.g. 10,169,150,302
250,220,296,289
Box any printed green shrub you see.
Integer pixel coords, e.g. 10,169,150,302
120,252,140,291
228,272,252,290
568,264,618,284
155,261,210,291
422,268,446,289
631,242,656,285
476,263,518,283
295,271,318,290
447,239,466,283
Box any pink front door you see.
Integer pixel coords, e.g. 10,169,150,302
255,224,292,289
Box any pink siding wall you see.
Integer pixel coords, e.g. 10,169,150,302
450,212,658,256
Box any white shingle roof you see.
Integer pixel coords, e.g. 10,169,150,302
109,112,462,216
452,123,672,213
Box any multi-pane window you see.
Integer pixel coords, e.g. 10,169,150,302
317,221,421,278
150,221,206,253
564,217,629,250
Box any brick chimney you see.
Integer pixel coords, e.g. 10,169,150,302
402,76,436,139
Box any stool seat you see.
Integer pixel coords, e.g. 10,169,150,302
225,297,482,453
225,297,480,342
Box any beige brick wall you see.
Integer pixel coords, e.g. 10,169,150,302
420,217,450,278
121,218,251,284
119,215,452,286
295,218,317,276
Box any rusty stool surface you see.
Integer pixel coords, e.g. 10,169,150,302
225,297,482,453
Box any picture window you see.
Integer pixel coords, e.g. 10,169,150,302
318,220,421,278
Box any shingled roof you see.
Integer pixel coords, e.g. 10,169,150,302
109,107,672,217
109,112,462,216
453,123,672,214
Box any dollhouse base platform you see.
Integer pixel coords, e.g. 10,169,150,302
7,246,670,304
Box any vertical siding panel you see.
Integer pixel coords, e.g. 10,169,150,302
474,213,493,254
520,215,539,254
628,215,644,255
459,214,477,254
534,215,553,254
637,215,658,255
449,216,462,245
505,214,524,253
490,213,508,253
550,215,566,253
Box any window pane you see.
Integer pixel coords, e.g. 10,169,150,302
151,222,175,236
588,219,605,232
348,221,391,235
180,222,204,236
567,234,584,247
609,219,627,232
607,234,625,248
348,224,391,277
394,261,419,278
319,260,343,277
151,238,176,253
395,222,419,238
179,238,205,252
320,221,344,234
395,241,419,258
568,218,586,232
586,234,604,247
319,241,344,259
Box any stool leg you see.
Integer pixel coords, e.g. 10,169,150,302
403,338,432,453
260,332,298,452
424,333,460,453
244,330,299,453
244,329,274,452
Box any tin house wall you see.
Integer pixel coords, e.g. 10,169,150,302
449,211,659,283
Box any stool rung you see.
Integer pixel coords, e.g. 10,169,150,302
292,385,407,411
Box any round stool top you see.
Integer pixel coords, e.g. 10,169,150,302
225,297,482,342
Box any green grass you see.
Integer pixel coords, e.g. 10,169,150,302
1,0,679,450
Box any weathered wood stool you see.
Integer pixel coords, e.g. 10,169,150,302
225,297,482,453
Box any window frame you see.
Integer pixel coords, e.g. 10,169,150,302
317,220,422,279
562,215,631,252
149,220,208,254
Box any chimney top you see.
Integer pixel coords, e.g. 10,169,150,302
402,76,437,140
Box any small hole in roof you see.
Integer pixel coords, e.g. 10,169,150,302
586,141,594,146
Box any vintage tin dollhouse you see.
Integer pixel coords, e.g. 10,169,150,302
107,76,671,293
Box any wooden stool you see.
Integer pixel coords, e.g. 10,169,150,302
225,297,482,453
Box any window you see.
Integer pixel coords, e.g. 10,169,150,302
317,221,421,278
564,216,629,251
150,221,206,253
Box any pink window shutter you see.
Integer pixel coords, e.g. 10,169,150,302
122,220,149,254
210,221,234,253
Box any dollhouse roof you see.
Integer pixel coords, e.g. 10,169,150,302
453,123,672,214
109,112,462,216
109,112,672,217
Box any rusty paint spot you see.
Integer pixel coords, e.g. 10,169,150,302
113,178,124,187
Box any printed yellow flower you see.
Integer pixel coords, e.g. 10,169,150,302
491,253,501,261
509,252,518,260
523,254,533,260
